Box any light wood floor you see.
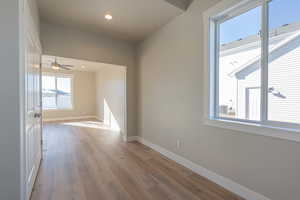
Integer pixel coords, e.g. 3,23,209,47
31,120,244,200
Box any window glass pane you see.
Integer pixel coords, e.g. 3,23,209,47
43,96,56,109
57,77,71,93
42,75,55,90
42,76,56,109
57,95,72,109
268,0,300,124
57,77,72,109
218,6,262,120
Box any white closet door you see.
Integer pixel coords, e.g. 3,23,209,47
24,3,42,199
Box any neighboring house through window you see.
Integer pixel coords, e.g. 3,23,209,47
208,0,300,130
42,74,73,110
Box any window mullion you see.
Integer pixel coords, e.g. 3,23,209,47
55,76,58,108
260,0,269,123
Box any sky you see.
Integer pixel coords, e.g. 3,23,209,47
220,0,300,44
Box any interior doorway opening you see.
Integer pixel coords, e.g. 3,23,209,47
41,55,127,140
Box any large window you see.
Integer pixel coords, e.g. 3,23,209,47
42,74,73,110
210,0,300,128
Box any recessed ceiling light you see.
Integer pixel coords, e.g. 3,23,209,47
105,14,112,20
81,65,85,68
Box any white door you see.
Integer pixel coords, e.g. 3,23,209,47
246,87,261,120
25,24,42,200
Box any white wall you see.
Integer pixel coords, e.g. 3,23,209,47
40,21,137,136
42,68,97,120
137,0,300,200
96,66,126,135
27,0,40,35
0,1,22,199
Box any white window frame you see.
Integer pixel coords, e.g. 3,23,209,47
42,73,74,111
203,0,300,142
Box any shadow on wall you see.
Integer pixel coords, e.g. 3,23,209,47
103,99,121,132
96,65,126,137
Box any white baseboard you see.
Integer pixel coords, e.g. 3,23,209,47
126,136,140,142
133,136,270,200
43,115,98,122
95,116,104,122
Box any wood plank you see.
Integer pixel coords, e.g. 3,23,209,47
31,120,244,200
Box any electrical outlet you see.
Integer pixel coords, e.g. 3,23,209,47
176,140,181,149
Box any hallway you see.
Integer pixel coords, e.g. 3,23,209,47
31,120,243,200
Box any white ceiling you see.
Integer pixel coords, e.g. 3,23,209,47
42,55,122,72
37,0,187,42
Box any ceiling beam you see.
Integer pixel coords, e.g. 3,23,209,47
164,0,193,11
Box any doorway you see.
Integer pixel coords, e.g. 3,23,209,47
41,55,127,140
245,87,261,120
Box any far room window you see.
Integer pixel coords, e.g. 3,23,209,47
42,74,73,110
209,0,300,128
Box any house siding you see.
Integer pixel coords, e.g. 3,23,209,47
268,44,300,123
236,44,300,123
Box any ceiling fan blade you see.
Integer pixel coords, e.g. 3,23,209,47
61,65,74,68
59,66,72,70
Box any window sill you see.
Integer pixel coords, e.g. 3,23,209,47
43,108,74,111
204,118,300,143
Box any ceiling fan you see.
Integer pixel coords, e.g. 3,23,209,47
50,57,74,70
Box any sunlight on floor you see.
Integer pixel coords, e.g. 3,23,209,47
62,120,119,134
